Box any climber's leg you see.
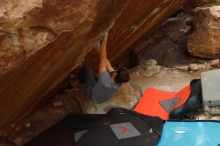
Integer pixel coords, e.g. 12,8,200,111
81,65,97,98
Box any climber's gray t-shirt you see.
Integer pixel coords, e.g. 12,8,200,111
91,71,120,104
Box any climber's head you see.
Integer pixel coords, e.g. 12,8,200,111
111,67,130,84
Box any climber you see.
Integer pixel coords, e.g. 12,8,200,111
79,33,130,104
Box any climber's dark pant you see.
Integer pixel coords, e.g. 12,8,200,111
80,66,97,99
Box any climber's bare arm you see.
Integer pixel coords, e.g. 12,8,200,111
99,33,108,73
106,58,114,73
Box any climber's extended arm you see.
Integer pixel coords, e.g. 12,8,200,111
99,33,108,73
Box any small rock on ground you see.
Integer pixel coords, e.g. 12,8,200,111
198,64,206,70
189,63,199,71
144,59,157,66
174,65,189,71
25,123,31,128
52,101,63,107
142,65,162,77
210,59,219,67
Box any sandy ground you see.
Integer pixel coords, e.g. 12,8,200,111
132,68,200,92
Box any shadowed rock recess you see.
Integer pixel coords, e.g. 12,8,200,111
0,0,195,131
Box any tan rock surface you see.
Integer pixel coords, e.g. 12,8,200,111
187,6,220,59
0,0,128,129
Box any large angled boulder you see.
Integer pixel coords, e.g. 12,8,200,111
0,0,128,129
0,0,186,130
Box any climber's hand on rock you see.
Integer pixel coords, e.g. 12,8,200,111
96,32,108,54
100,32,108,50
94,42,100,53
99,32,108,73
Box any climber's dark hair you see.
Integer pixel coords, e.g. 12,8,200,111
114,67,130,84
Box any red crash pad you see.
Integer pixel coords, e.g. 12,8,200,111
134,85,191,120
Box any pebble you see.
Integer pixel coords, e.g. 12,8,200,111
135,72,140,77
10,123,15,128
144,59,157,66
25,123,31,128
143,65,161,76
172,70,179,75
175,65,189,71
52,101,63,107
70,74,74,79
13,137,24,146
145,65,161,71
189,63,199,71
206,64,212,70
210,59,219,67
15,126,21,131
198,64,206,70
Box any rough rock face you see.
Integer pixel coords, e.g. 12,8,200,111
86,0,187,69
134,12,194,67
0,0,128,129
0,0,91,75
187,6,220,59
0,138,16,146
0,0,186,130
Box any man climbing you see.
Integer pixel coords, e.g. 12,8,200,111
79,33,130,104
